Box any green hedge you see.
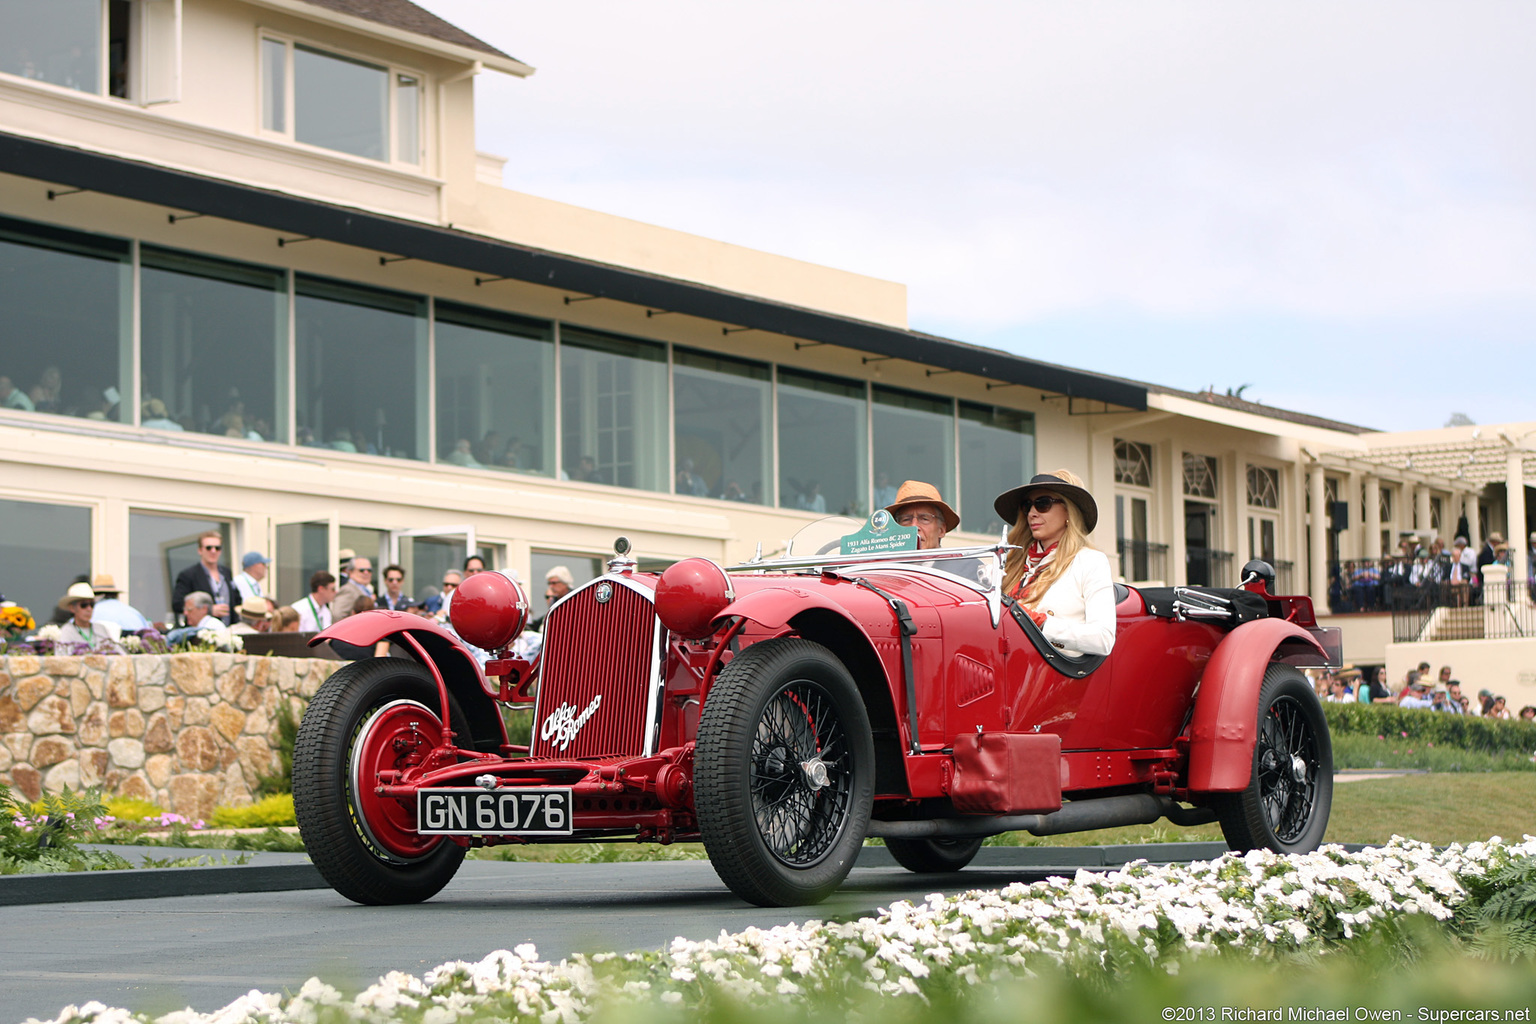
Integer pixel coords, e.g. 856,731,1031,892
1323,702,1536,756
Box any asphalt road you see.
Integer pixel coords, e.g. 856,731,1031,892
4,858,1079,1023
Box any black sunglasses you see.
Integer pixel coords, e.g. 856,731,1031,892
1027,496,1064,513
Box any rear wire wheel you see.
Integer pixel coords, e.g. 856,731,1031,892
293,658,467,904
695,637,875,906
1214,664,1333,854
885,836,984,873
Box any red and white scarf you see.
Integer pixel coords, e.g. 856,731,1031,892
1012,541,1058,600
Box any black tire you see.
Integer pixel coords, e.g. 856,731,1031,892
1214,664,1333,854
885,836,984,873
293,658,467,905
695,637,875,906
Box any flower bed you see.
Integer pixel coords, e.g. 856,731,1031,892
30,835,1536,1024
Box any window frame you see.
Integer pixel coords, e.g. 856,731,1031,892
257,30,427,168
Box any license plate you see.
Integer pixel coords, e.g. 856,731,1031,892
416,788,573,836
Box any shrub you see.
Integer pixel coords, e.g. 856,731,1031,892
104,796,167,823
210,793,296,829
256,699,302,796
1324,703,1536,756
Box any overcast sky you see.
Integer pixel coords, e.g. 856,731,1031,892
418,1,1536,432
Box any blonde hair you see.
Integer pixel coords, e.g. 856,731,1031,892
1001,468,1095,606
272,605,301,632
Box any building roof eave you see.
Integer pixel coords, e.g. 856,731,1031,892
0,130,1147,411
243,0,535,76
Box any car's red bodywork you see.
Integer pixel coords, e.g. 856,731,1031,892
308,542,1337,864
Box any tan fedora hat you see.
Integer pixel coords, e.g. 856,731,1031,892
884,480,960,532
90,573,122,596
237,596,272,621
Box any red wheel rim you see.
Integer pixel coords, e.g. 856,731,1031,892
350,699,445,861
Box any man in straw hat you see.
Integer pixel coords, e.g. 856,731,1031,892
57,582,122,649
229,595,273,635
89,573,149,632
883,480,960,551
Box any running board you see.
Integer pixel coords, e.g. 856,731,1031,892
866,794,1217,840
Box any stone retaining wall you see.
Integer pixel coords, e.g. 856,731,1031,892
0,654,340,819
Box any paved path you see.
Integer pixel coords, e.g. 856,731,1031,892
4,857,1114,1022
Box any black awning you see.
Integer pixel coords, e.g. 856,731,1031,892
0,130,1146,410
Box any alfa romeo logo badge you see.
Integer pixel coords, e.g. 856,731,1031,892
594,581,613,604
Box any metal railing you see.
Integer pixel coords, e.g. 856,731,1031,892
1274,560,1296,595
1186,548,1234,588
1392,587,1536,642
1117,539,1169,584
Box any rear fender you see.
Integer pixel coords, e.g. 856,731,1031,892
1185,618,1328,792
311,610,507,754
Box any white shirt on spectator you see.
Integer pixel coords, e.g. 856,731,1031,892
296,595,332,632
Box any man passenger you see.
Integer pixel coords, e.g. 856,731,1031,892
884,480,959,550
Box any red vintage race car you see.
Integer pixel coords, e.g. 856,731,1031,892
292,518,1341,908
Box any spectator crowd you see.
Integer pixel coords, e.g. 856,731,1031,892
1334,529,1536,613
1,535,575,663
1313,660,1535,721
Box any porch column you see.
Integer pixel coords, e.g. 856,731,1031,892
1415,484,1433,541
1308,462,1328,608
1465,491,1482,550
1509,450,1529,595
1363,475,1382,559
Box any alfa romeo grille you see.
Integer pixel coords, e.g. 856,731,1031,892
531,579,661,759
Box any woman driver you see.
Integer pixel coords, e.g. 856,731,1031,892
994,469,1116,656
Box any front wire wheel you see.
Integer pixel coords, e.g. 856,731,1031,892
1215,664,1333,853
695,637,875,906
293,659,467,904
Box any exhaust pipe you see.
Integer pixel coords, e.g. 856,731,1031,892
866,794,1216,840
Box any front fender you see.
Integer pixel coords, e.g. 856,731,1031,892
1185,619,1328,792
712,587,853,632
311,610,507,754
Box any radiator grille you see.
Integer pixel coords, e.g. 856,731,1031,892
531,579,659,759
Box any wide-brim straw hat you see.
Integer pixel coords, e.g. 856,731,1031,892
58,581,97,610
237,596,272,620
994,473,1099,534
90,573,122,596
884,480,960,532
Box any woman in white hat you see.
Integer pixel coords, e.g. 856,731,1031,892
56,582,122,650
993,469,1116,657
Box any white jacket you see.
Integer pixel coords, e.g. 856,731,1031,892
1034,548,1117,656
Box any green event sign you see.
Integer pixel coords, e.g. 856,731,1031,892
840,509,919,555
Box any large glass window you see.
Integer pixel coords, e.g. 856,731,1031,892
275,521,328,607
129,512,231,623
0,0,102,94
0,498,91,627
673,349,770,503
261,37,286,132
140,247,287,442
778,369,867,517
959,402,1034,535
435,302,554,473
396,74,421,164
560,328,668,491
0,215,130,423
872,386,954,514
294,44,388,160
296,276,427,460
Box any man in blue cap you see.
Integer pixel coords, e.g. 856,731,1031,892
234,551,271,609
